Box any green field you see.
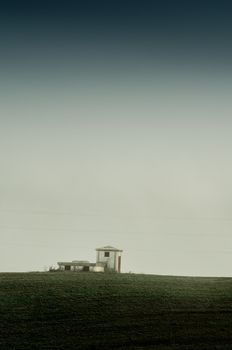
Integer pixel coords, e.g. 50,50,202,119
0,272,232,349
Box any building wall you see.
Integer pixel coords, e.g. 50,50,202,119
71,266,83,272
96,251,122,272
93,266,104,272
58,264,104,272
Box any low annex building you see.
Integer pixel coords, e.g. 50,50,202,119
57,246,123,273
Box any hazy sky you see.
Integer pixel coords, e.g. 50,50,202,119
1,1,232,276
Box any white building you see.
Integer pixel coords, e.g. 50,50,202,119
96,245,123,273
57,246,123,273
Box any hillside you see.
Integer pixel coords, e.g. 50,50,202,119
0,272,232,349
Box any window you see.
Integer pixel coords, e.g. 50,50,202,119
104,252,110,257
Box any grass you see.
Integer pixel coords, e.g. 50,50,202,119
0,272,232,349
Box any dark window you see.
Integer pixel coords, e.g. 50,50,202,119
65,265,71,271
104,252,110,257
83,266,90,272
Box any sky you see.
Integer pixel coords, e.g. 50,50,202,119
0,0,232,276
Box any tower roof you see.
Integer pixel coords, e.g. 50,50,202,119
96,245,123,252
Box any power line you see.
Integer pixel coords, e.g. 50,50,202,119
0,241,231,254
0,225,231,236
0,241,90,249
1,209,232,221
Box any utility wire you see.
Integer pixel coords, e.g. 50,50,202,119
1,209,232,221
0,225,231,236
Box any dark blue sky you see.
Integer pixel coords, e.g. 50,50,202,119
1,0,232,86
1,1,232,58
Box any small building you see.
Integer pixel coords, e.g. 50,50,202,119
96,245,123,273
57,246,123,273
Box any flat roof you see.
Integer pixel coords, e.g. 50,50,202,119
96,245,123,252
57,262,96,266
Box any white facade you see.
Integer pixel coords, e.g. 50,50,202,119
57,245,123,273
96,246,123,273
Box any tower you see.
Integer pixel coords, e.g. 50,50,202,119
96,246,123,272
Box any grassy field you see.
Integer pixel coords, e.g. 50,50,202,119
0,272,232,349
